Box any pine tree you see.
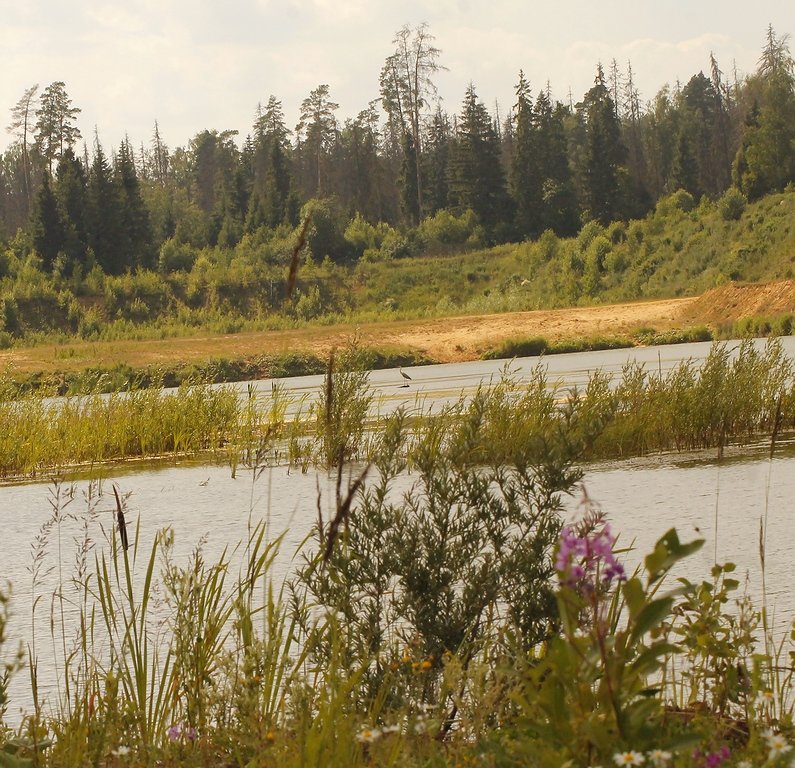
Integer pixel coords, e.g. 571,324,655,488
7,84,39,217
295,84,338,198
31,172,63,270
34,81,81,175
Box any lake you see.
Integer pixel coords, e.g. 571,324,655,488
2,337,795,723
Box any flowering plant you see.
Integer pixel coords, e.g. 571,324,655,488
505,518,703,766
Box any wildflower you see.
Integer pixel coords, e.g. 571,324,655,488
763,730,792,760
700,745,730,768
167,724,181,741
557,523,626,592
382,724,400,734
755,689,775,707
112,745,131,756
613,751,645,766
647,749,671,767
355,727,381,744
185,726,197,741
736,762,752,768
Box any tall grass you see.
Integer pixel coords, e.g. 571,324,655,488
1,358,795,764
0,339,794,481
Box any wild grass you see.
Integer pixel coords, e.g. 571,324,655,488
0,383,243,478
1,377,794,766
0,338,794,482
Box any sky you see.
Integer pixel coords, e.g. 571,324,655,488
1,0,793,155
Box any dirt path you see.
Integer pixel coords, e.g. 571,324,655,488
366,297,695,362
1,280,792,375
0,296,696,375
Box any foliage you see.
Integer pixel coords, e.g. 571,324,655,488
718,187,748,221
311,341,373,467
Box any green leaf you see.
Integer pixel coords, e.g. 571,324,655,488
629,597,674,645
0,752,33,768
630,642,680,675
622,577,645,619
645,529,703,583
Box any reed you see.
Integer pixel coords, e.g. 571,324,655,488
0,338,794,482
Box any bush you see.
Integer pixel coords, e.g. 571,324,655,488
343,214,395,259
301,197,353,263
104,270,175,322
718,187,748,221
158,237,198,272
655,189,696,217
418,208,479,248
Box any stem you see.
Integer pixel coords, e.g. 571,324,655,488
592,589,626,742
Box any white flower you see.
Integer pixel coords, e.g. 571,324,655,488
647,749,671,767
766,732,792,760
355,727,381,744
382,724,400,734
613,752,645,766
111,745,131,756
736,761,752,768
755,689,775,707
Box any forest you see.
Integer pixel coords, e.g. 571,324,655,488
0,23,794,342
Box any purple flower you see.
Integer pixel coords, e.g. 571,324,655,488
167,724,181,742
693,745,731,768
556,522,626,592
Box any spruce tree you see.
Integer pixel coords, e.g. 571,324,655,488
31,172,63,270
449,85,511,232
581,64,627,224
54,148,88,273
115,140,155,269
86,139,122,274
511,71,543,238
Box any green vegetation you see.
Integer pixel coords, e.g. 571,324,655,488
0,187,795,368
0,336,791,481
1,344,794,765
3,26,795,367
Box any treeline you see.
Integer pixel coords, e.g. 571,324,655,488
0,24,794,287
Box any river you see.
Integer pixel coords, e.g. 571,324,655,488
2,337,795,723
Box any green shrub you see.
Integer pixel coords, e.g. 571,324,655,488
577,219,605,252
418,208,479,248
343,214,395,259
158,237,198,272
718,187,748,221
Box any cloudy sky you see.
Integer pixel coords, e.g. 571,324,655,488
2,0,792,154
